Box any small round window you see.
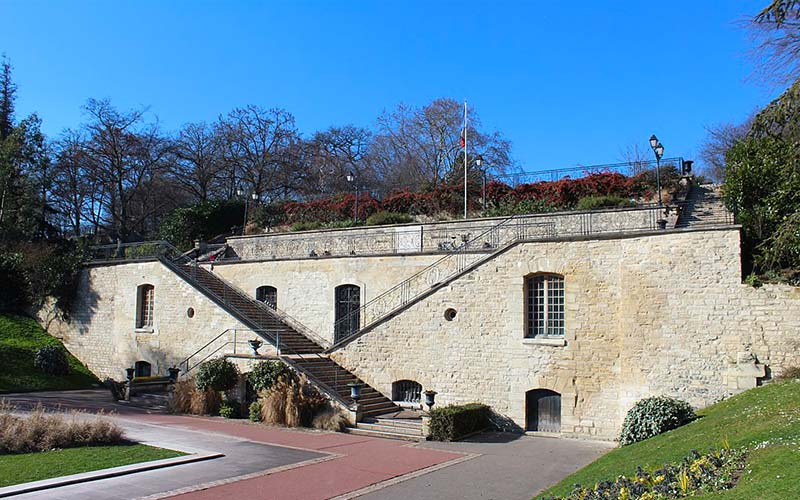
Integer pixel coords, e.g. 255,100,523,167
444,308,457,321
187,307,195,318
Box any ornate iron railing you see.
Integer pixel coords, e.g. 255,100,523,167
493,157,686,187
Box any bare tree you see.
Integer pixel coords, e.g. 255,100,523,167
169,122,226,202
750,0,800,85
217,106,299,201
375,98,512,189
81,99,169,240
307,125,374,195
698,117,754,181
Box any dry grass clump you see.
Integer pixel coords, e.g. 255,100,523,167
169,378,221,416
0,404,124,454
776,366,800,381
312,408,348,431
259,375,328,427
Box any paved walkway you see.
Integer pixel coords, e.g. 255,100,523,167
0,390,613,499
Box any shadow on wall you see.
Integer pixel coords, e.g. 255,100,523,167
35,270,100,339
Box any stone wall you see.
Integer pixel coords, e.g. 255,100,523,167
329,228,800,439
46,225,800,440
208,253,442,344
226,206,667,261
42,261,250,380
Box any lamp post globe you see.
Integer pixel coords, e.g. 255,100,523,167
649,134,658,150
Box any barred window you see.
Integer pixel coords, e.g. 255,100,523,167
256,285,277,309
136,284,155,329
525,274,564,338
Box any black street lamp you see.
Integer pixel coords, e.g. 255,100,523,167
346,171,360,222
649,134,665,207
237,188,259,235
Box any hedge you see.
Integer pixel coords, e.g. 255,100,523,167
428,403,490,441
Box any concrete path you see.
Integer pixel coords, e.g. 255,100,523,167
356,432,613,500
0,390,612,499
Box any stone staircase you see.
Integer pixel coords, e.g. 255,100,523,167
676,183,732,228
346,413,425,441
158,256,403,423
292,357,400,418
181,264,324,354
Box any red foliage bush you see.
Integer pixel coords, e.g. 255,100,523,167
275,170,670,226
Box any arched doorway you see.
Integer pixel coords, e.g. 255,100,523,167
525,389,561,432
134,360,152,378
256,285,277,309
334,284,360,343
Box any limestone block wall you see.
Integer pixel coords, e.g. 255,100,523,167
43,261,249,380
329,228,800,439
227,206,663,261
208,254,442,344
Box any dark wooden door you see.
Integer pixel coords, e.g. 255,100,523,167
526,389,561,432
334,285,360,343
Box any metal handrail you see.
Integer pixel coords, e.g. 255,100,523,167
175,326,354,409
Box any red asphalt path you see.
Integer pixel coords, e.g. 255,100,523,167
133,414,464,500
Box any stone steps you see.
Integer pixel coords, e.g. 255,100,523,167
347,416,425,441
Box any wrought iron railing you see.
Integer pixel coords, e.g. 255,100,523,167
493,157,686,187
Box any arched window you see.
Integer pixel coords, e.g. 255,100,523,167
334,284,361,343
256,285,277,309
136,284,155,329
392,380,422,404
525,274,564,338
134,360,152,378
525,389,561,432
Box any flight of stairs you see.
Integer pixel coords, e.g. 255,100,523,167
292,357,400,418
178,264,324,355
347,414,425,441
161,258,404,428
675,183,732,228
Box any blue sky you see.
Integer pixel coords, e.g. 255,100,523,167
0,0,775,173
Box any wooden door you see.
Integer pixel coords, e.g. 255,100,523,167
334,284,360,343
526,389,561,432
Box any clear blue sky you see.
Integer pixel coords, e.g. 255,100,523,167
0,0,776,172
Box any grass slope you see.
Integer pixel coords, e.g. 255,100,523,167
0,444,184,487
0,314,98,393
539,380,800,499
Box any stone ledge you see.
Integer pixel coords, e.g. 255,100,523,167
522,337,567,347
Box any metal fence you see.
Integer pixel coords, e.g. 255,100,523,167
492,157,685,187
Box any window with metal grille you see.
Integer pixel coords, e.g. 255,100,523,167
136,284,155,329
525,274,564,338
392,380,422,404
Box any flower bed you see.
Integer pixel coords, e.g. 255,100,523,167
541,447,746,500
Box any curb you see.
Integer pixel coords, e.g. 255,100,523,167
0,451,223,498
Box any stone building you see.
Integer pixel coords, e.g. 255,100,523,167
44,185,800,440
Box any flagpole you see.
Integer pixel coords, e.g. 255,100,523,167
463,100,468,219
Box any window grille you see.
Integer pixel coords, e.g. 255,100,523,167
137,285,155,329
256,285,277,309
526,275,564,338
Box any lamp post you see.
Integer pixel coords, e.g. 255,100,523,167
237,188,258,235
346,171,359,222
475,155,486,212
648,135,665,207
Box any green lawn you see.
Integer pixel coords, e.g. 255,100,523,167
0,314,99,393
0,444,184,487
539,380,800,499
